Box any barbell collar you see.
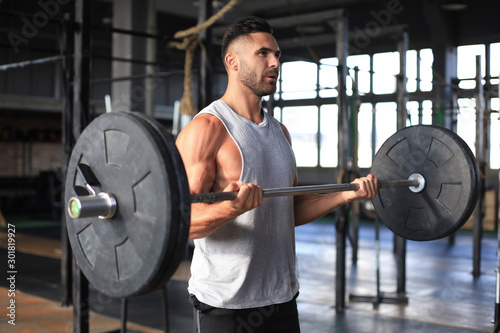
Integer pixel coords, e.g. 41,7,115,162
68,192,117,219
407,173,425,193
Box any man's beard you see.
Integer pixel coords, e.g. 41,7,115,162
239,61,277,97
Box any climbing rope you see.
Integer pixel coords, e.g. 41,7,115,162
170,0,241,116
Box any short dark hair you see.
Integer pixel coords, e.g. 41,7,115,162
221,16,273,63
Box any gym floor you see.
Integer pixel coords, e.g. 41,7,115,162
0,216,496,333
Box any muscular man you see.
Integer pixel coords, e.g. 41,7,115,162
176,16,378,333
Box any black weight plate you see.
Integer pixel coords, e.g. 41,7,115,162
121,112,180,295
125,112,190,293
463,136,481,227
65,112,183,298
119,112,186,295
370,125,479,241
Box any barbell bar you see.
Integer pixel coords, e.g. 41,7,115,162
64,111,479,298
191,176,423,203
68,175,423,219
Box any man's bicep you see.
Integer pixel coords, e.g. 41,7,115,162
176,116,219,194
186,161,217,194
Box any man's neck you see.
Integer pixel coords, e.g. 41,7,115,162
221,91,264,124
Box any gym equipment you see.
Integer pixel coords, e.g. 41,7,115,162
64,111,479,297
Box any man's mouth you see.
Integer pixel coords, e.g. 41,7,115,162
266,73,278,81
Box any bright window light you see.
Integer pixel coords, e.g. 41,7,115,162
357,103,374,168
275,43,498,170
457,44,486,80
419,49,434,92
456,98,476,154
491,43,500,79
319,58,339,98
421,100,433,124
373,52,399,94
319,104,338,167
347,54,371,94
374,102,397,151
407,101,419,126
282,106,319,167
491,98,500,168
281,61,318,100
272,107,282,122
406,50,417,93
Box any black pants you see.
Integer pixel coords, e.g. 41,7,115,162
190,294,301,333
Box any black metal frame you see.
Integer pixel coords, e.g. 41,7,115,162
70,0,91,331
349,217,409,307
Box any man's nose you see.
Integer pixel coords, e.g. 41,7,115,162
270,55,280,68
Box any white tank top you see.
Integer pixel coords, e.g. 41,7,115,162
187,99,299,309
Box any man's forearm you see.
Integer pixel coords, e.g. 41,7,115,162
188,202,239,239
293,192,350,227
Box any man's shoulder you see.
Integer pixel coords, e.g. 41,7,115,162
175,111,228,163
190,112,225,132
177,109,227,145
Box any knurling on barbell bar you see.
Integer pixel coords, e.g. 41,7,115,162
64,111,479,298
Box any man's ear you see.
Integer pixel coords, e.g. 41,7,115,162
225,52,238,71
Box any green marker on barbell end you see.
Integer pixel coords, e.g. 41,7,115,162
69,199,81,218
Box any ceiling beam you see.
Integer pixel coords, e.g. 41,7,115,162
212,8,345,36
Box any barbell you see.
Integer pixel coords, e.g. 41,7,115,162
64,111,480,298
68,173,423,218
